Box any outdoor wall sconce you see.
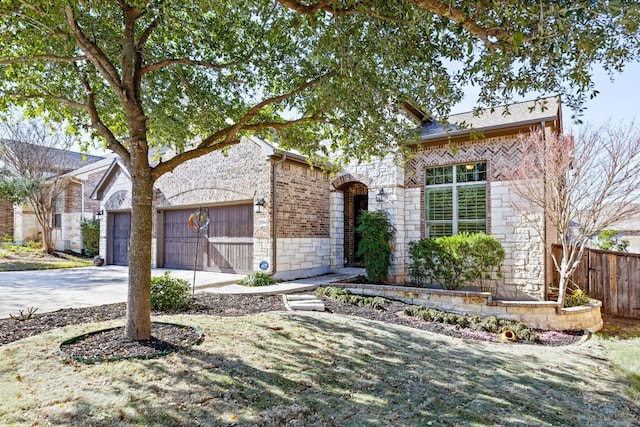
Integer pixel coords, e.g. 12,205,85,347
95,209,104,219
254,197,265,214
375,188,386,203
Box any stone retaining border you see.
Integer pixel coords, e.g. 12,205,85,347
327,282,603,332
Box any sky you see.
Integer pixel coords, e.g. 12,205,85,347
76,60,640,156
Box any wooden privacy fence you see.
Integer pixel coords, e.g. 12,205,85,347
551,244,640,319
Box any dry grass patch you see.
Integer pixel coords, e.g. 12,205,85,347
0,244,92,271
1,312,638,426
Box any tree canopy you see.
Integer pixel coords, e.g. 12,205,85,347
1,1,638,166
1,0,638,339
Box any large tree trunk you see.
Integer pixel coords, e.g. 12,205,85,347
125,149,154,341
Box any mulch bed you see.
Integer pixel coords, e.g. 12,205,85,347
0,293,584,361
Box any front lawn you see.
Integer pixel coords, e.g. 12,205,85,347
1,312,638,426
0,243,93,271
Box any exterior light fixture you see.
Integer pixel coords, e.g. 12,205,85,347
375,188,386,203
254,197,265,214
96,209,104,219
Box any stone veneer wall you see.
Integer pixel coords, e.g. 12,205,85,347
403,136,546,300
0,200,13,239
329,192,344,268
334,158,406,281
273,159,331,278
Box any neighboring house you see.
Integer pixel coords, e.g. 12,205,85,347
594,205,640,253
12,149,109,252
91,96,562,300
0,199,12,240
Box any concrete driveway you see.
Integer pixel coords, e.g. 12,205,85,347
0,266,243,319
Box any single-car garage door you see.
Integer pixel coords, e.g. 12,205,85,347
162,205,253,273
109,211,131,265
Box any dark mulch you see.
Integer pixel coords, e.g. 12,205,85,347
60,322,204,362
0,292,584,361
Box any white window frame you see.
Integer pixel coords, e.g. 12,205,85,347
424,162,487,237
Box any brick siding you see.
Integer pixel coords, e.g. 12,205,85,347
0,200,13,239
275,160,330,239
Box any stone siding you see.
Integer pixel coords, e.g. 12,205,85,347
273,237,331,280
331,157,405,280
402,137,546,299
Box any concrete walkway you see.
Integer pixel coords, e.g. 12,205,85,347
0,266,364,319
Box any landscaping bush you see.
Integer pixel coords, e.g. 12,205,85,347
408,233,505,290
564,287,591,308
81,219,100,257
150,271,190,311
403,306,539,342
239,271,276,287
316,286,389,310
356,210,395,283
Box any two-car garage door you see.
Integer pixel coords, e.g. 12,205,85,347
162,204,254,274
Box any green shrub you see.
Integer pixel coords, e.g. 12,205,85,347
239,271,276,287
564,287,591,308
356,210,395,283
402,306,538,342
81,219,100,257
408,233,505,290
150,271,190,311
315,286,389,310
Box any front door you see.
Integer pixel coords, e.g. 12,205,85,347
353,194,368,263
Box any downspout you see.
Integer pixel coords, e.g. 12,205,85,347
81,182,85,220
272,154,287,274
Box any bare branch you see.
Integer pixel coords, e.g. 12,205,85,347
276,0,409,24
210,73,330,147
507,124,640,305
140,58,250,76
63,5,122,91
73,65,130,165
276,0,521,48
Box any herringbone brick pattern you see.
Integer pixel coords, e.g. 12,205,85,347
405,135,529,188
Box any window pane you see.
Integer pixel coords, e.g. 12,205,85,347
458,222,487,234
427,223,453,237
457,162,487,183
426,188,452,221
425,166,453,185
458,185,486,220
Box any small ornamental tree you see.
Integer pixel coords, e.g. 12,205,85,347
356,210,395,283
507,124,640,307
0,120,76,253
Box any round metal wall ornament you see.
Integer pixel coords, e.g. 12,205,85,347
188,209,210,232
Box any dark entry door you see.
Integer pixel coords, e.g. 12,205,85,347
111,212,131,265
353,194,368,263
